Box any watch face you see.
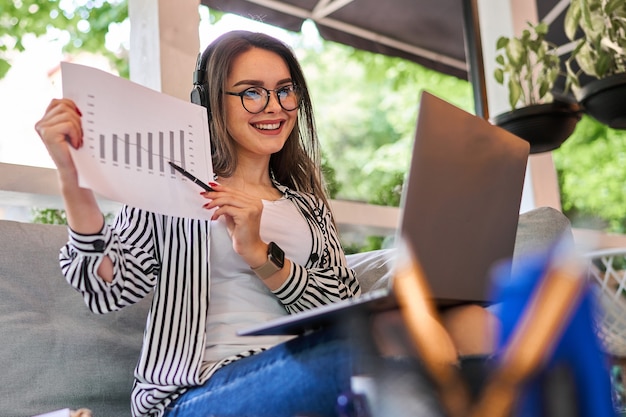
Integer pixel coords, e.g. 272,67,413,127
268,242,285,268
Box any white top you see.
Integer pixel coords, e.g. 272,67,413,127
204,197,313,364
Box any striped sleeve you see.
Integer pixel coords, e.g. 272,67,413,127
272,192,361,313
60,206,160,314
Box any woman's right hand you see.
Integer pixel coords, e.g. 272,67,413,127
34,98,84,183
34,98,105,237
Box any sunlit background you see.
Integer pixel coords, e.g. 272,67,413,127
3,1,626,240
0,8,314,168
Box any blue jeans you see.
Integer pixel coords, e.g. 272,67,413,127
164,326,365,417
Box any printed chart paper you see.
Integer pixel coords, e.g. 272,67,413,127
61,62,214,220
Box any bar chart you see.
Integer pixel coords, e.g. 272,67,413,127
89,129,195,175
62,62,214,220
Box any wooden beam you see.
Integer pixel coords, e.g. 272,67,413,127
128,0,200,100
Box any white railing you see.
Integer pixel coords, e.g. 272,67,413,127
0,162,398,239
3,161,626,250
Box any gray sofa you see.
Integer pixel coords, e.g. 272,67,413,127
0,207,572,417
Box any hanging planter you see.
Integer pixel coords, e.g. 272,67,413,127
492,100,582,154
492,22,580,153
564,0,626,129
578,73,626,130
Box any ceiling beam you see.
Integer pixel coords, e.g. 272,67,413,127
233,0,467,71
312,0,355,19
543,0,570,25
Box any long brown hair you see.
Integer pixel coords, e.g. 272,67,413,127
202,31,328,206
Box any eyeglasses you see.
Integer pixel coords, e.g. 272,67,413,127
224,85,301,114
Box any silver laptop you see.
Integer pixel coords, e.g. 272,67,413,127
238,91,530,336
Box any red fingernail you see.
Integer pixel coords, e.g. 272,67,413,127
75,106,83,117
209,182,219,187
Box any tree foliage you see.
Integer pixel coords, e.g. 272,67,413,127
0,0,128,78
554,116,626,233
293,39,473,204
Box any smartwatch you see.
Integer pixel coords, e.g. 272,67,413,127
252,242,285,279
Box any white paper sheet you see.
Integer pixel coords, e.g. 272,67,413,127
32,409,70,417
61,62,214,220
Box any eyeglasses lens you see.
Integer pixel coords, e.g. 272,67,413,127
242,86,300,113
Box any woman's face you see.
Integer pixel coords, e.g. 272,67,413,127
224,48,298,160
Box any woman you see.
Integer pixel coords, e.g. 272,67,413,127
36,31,495,417
36,30,366,417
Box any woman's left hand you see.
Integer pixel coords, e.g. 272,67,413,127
201,182,268,267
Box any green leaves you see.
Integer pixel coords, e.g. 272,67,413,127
0,0,129,79
298,37,472,207
565,0,582,40
493,21,560,110
554,116,626,233
0,58,9,79
505,37,525,67
507,79,522,109
564,0,626,87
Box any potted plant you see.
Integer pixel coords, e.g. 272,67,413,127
564,0,626,129
492,21,582,153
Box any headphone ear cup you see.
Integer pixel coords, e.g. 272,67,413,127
191,83,210,118
191,83,207,107
192,43,216,118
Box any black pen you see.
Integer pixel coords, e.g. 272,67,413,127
168,161,214,192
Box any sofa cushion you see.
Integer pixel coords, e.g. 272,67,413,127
0,220,151,417
513,206,574,258
346,249,396,293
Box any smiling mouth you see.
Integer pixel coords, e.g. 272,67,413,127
253,122,282,130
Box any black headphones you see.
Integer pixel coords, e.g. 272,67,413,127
190,43,216,115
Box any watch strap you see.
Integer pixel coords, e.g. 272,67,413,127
252,242,284,279
252,259,282,279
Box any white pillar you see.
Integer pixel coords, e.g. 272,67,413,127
477,0,563,213
128,0,200,101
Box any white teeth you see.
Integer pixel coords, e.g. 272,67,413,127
254,122,280,130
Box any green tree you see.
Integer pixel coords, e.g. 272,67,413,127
0,0,129,78
294,39,473,204
554,116,626,233
31,207,67,225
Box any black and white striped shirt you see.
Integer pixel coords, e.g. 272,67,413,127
60,183,361,416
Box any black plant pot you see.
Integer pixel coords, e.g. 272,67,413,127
492,100,582,154
579,73,626,130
